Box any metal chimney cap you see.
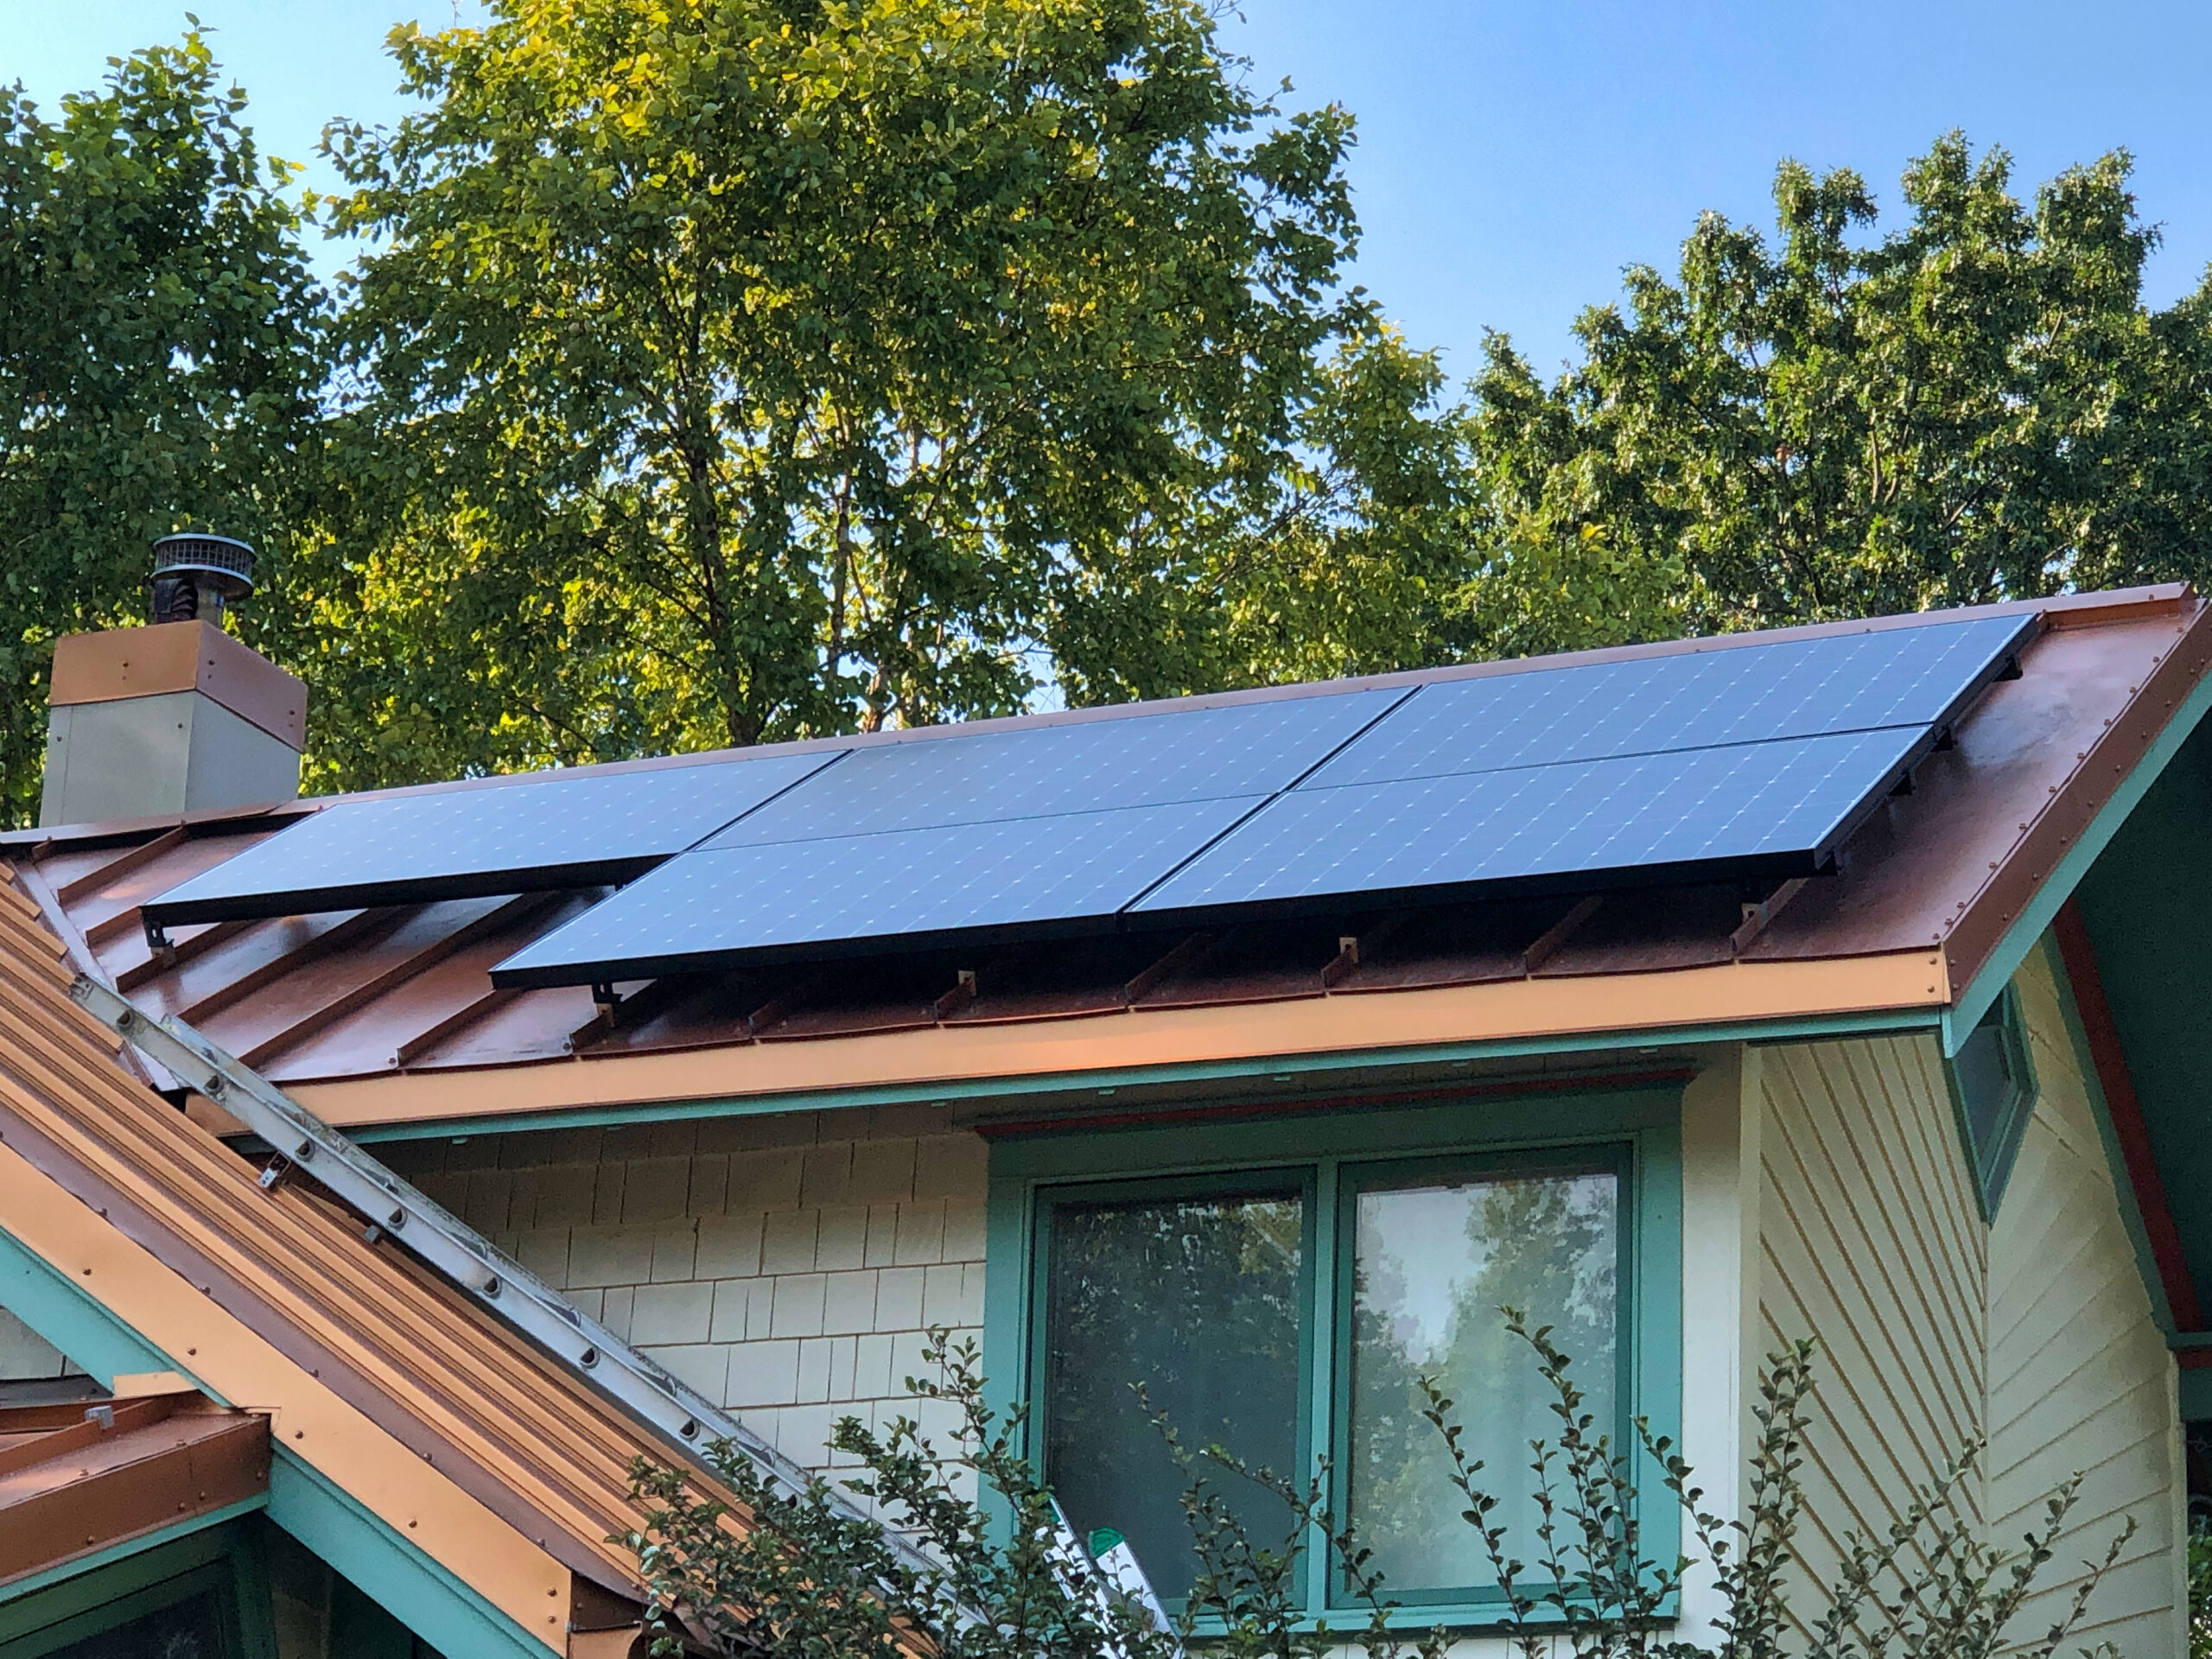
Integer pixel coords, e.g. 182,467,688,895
150,533,256,601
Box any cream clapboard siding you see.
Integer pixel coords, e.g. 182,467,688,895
1988,945,2183,1656
1755,1033,1991,1607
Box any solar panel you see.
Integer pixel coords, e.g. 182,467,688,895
143,752,838,925
1132,727,1925,921
1309,615,2037,789
708,689,1408,845
477,610,2038,983
492,798,1262,984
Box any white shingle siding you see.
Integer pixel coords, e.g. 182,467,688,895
386,1104,988,1468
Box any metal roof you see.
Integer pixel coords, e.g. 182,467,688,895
9,584,2208,1134
0,873,688,1630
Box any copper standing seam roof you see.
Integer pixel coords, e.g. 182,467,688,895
0,873,720,1649
7,585,2209,1133
0,1387,268,1588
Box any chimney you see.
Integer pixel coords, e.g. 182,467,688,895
38,535,307,828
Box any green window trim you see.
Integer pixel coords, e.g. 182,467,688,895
983,1082,1684,1630
1944,981,2040,1222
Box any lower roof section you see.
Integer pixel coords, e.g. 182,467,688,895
0,1386,267,1594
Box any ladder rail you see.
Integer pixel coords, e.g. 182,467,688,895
68,972,945,1580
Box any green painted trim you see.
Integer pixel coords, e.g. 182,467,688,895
2033,932,2183,1336
0,1528,229,1635
0,1519,276,1659
268,1452,556,1659
0,1225,177,1389
1941,982,2039,1224
348,1010,1936,1145
0,1225,556,1659
1943,658,2212,1057
0,1496,267,1605
984,1084,1685,1625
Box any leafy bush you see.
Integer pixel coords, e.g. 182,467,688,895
622,1320,2133,1659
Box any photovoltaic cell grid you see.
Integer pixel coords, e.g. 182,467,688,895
1139,613,2043,920
709,690,1409,845
1306,615,2037,787
494,611,2036,983
492,690,1408,983
1134,728,1924,920
494,799,1266,982
143,751,839,925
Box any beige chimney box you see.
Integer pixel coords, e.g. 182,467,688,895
39,620,306,828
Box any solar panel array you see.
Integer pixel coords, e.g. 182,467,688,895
492,691,1408,983
143,751,838,925
143,610,2040,979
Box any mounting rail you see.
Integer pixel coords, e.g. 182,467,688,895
70,973,942,1579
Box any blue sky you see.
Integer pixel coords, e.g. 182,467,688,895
6,1,2210,381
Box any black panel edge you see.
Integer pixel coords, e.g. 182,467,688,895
486,849,1821,989
488,912,1134,990
141,856,664,926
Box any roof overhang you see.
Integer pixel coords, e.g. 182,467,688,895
289,947,1949,1136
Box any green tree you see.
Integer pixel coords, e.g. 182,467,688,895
306,0,1371,787
1465,135,2212,636
0,35,326,824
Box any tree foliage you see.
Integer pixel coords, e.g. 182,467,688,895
302,0,1367,786
0,35,324,822
14,15,2212,819
1465,136,2212,639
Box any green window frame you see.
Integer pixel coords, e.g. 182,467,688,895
983,1082,1683,1630
1946,982,2040,1221
0,1521,276,1659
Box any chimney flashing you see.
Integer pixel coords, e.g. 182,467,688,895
49,620,306,749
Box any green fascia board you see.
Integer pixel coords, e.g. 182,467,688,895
0,1223,556,1659
347,1008,1938,1147
1942,652,2212,1058
0,1521,276,1656
0,1226,172,1385
0,1498,267,1606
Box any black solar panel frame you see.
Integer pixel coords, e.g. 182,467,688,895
1121,646,2032,932
490,795,1277,986
141,753,846,927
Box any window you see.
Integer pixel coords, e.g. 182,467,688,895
990,1088,1681,1623
1948,984,2038,1220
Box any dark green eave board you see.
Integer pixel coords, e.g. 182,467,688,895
2071,713,2212,1311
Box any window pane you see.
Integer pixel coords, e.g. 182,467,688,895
48,1590,227,1659
1045,1189,1306,1600
1346,1167,1618,1602
1955,1001,2017,1151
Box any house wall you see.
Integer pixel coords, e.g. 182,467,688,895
1753,1032,1991,1610
1987,944,2184,1656
378,1103,988,1469
0,1303,76,1382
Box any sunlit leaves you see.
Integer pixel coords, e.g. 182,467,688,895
0,35,325,823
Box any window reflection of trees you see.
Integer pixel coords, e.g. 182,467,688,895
1349,1172,1618,1600
1045,1192,1306,1601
